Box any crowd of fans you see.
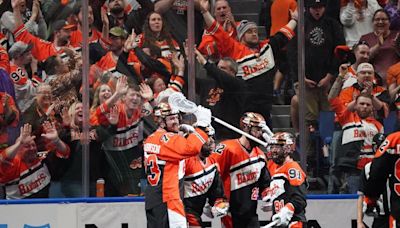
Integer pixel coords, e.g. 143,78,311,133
0,0,398,201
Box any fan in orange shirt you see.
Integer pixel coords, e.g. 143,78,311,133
69,4,102,48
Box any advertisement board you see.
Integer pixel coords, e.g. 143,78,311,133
0,196,374,228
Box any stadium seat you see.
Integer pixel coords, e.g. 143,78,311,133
383,111,397,134
318,111,335,143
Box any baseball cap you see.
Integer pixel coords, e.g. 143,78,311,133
306,0,327,8
109,27,128,38
8,41,33,59
357,63,374,73
51,20,77,34
237,20,258,41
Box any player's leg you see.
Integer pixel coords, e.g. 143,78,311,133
167,199,188,228
146,203,169,228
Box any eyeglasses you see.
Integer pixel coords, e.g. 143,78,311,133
374,18,389,22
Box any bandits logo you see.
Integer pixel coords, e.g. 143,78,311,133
207,88,224,106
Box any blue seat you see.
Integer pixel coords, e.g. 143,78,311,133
383,111,397,134
318,111,335,143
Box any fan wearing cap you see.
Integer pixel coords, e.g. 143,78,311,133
328,69,384,194
208,112,272,228
8,41,42,113
262,132,307,228
198,0,297,127
301,0,345,172
143,102,211,228
337,41,371,90
11,0,77,62
337,62,389,122
94,27,130,82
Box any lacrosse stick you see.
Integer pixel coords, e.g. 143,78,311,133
261,220,278,228
168,93,269,147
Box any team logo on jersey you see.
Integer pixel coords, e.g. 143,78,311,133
191,178,214,194
18,172,48,195
130,157,143,169
242,58,270,77
236,170,258,185
309,27,325,46
264,179,286,202
207,88,224,106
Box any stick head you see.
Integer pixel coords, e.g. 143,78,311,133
168,92,198,114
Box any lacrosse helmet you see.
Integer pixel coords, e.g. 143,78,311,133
240,112,266,130
267,132,296,164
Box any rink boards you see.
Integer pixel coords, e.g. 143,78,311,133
0,195,373,228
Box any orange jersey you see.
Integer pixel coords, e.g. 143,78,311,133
387,61,400,86
0,143,69,199
184,157,221,198
184,156,225,226
365,131,400,220
94,51,141,89
198,21,239,59
13,25,57,62
205,20,294,79
338,83,390,120
209,139,270,216
69,28,102,47
330,97,383,169
270,0,297,36
143,128,208,209
96,101,150,151
338,83,388,107
95,51,120,76
265,160,307,223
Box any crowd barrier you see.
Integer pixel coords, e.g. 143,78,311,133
0,194,373,228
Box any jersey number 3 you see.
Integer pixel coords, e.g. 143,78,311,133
146,154,161,186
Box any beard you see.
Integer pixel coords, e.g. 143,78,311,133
272,154,286,165
110,6,124,15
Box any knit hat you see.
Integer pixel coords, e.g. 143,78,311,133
237,20,258,41
357,63,374,73
8,41,32,59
